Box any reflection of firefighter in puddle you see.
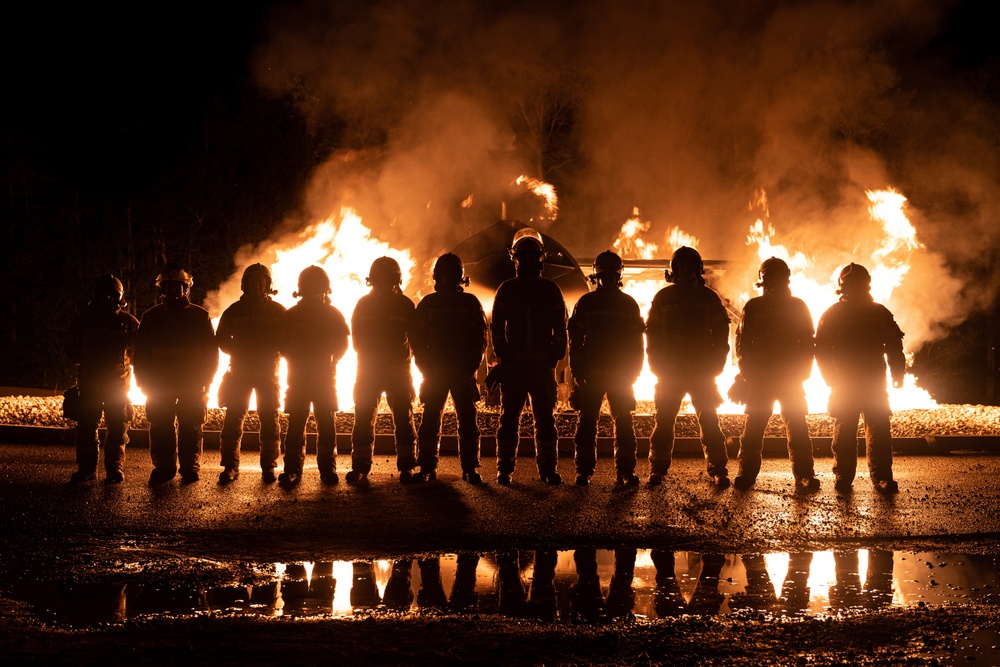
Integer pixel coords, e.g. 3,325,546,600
449,553,481,611
354,558,455,611
829,549,895,612
816,263,906,495
568,251,645,487
645,247,731,488
730,257,819,492
278,266,350,487
571,548,639,620
216,264,287,484
489,228,568,486
65,274,139,484
728,554,779,615
494,549,560,619
650,550,727,617
134,264,218,485
777,552,813,617
349,257,419,485
411,253,488,484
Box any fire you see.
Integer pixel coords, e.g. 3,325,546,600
515,175,559,216
611,208,704,404
615,189,937,414
130,207,419,410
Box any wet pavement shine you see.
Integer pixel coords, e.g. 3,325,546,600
1,442,999,664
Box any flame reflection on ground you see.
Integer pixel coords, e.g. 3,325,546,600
13,550,998,627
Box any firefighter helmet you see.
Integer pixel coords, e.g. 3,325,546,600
241,263,274,294
837,263,871,294
666,246,704,283
295,265,331,297
509,227,545,257
590,250,624,285
756,257,791,288
155,264,193,291
93,274,125,307
367,256,403,289
432,253,469,287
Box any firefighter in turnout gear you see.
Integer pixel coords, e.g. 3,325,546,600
216,263,287,484
348,257,419,485
489,228,568,486
645,246,731,488
134,264,218,485
815,263,906,494
65,274,140,484
731,257,819,492
411,253,488,484
568,251,645,487
278,265,350,486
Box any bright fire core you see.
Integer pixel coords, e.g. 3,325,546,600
130,191,936,415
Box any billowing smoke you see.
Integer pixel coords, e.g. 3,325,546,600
236,0,998,353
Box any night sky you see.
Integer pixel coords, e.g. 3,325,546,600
2,1,998,400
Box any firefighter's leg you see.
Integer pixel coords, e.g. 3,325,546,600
219,388,250,471
863,407,895,484
831,412,862,488
531,372,560,482
350,382,379,475
176,392,207,481
416,379,447,474
572,386,601,480
257,379,283,475
454,377,482,476
649,382,683,477
737,410,769,486
496,377,528,478
282,404,308,477
73,395,103,480
145,395,178,482
608,384,639,479
387,381,417,472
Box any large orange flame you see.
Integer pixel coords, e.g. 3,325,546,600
130,207,419,410
615,189,937,414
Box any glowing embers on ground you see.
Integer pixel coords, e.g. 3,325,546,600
615,189,937,414
15,550,999,626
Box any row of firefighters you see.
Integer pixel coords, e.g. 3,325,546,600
65,227,906,493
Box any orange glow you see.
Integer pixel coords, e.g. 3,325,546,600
130,207,419,410
515,175,558,216
615,189,936,413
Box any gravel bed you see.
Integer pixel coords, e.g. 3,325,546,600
4,395,1000,438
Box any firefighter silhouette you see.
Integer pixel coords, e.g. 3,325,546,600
731,257,819,492
568,250,645,487
134,264,217,485
216,263,287,484
278,265,349,487
816,263,905,494
348,257,418,484
489,228,568,486
411,253,487,484
645,247,731,488
65,274,139,484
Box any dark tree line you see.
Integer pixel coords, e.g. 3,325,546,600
0,4,327,389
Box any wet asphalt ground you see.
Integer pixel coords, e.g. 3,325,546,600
1,442,998,567
2,441,1000,666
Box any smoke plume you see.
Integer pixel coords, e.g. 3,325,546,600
236,0,997,352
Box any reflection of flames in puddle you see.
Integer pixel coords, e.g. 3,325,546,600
614,189,937,414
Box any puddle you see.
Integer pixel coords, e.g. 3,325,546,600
11,549,999,626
